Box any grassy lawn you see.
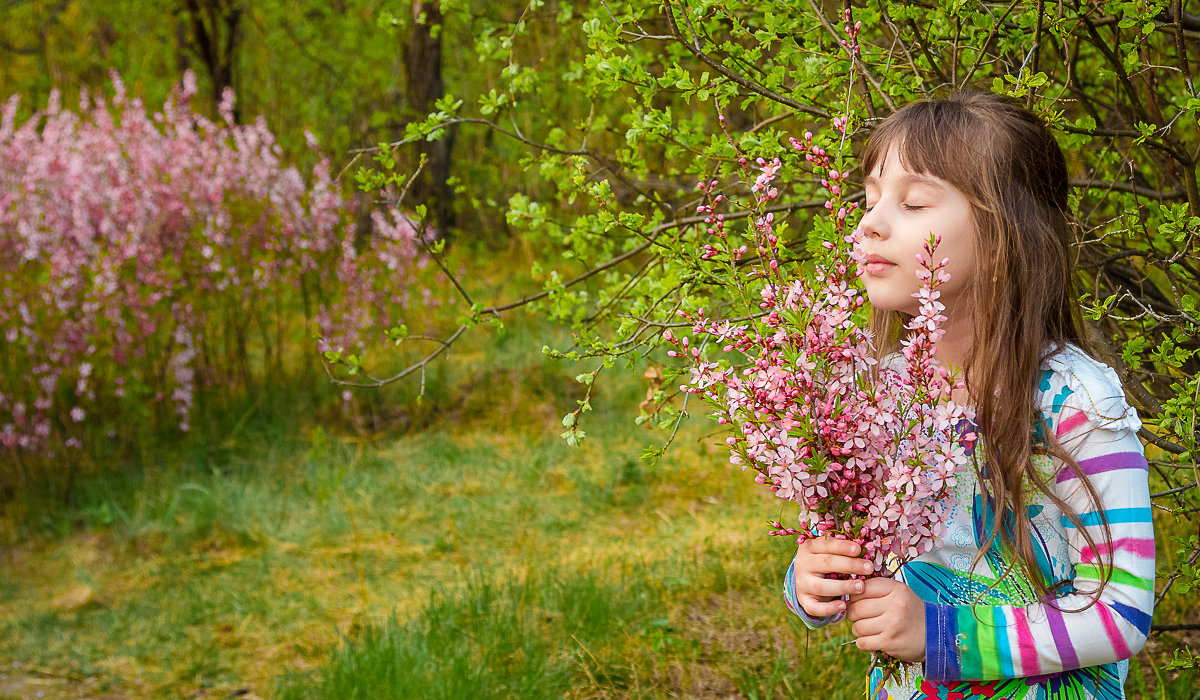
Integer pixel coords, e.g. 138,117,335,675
0,313,864,699
0,313,1195,698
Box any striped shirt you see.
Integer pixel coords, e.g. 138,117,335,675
783,344,1154,699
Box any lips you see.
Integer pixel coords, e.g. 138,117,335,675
862,254,896,276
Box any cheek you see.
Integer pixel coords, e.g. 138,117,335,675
936,226,978,285
947,244,978,284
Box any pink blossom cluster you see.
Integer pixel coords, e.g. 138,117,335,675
0,72,433,456
666,132,975,574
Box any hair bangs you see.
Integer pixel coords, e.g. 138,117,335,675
860,101,995,214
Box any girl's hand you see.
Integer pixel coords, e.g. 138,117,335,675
846,578,926,663
792,537,874,617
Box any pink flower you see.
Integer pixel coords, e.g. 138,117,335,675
1,70,433,457
674,139,973,576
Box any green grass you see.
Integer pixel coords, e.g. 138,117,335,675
0,308,859,697
0,304,1196,698
273,554,871,700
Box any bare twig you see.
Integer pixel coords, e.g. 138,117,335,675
392,157,427,211
875,1,930,96
1152,529,1200,609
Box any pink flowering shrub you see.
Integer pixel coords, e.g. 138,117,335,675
0,72,431,462
664,124,975,575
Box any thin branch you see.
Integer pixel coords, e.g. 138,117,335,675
1079,10,1199,217
325,323,468,388
485,197,832,314
748,113,795,134
330,187,829,388
1151,482,1197,498
1140,428,1187,454
1149,521,1200,605
905,18,949,86
875,0,929,95
1027,0,1046,108
1151,623,1200,632
392,157,427,211
804,0,896,112
615,310,768,329
367,117,591,157
660,0,829,118
1173,0,1196,97
962,0,1023,87
1058,121,1189,161
374,115,677,217
1071,179,1185,200
582,252,663,327
1079,14,1159,127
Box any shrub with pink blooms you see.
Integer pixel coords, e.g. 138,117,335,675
0,72,432,472
662,124,975,576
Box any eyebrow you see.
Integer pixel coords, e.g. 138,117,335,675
863,172,945,189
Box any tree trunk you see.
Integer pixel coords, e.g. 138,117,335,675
404,0,455,236
180,0,242,122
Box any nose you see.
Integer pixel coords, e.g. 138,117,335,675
858,202,887,240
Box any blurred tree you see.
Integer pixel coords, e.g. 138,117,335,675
403,0,454,234
177,0,243,120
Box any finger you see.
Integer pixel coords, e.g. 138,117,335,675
806,537,863,558
851,616,887,640
800,595,847,618
845,596,888,622
859,577,893,597
799,552,873,578
806,573,865,599
846,578,895,605
854,632,885,652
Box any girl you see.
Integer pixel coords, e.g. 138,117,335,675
783,93,1155,699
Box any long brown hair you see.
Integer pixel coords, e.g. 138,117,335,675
861,92,1111,600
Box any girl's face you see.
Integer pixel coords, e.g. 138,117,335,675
857,144,978,316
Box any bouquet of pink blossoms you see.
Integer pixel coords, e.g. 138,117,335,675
665,131,976,576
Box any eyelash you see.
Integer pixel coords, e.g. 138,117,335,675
864,203,925,213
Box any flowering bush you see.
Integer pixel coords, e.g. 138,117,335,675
664,128,975,575
0,72,430,465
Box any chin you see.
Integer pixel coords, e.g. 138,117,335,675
864,289,917,315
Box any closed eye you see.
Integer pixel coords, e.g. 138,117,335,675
902,204,926,211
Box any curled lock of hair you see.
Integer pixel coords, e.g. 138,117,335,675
861,92,1114,608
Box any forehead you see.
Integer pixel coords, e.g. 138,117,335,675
863,166,945,190
863,134,949,188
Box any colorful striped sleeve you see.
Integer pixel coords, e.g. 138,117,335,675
923,389,1155,681
783,557,845,629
